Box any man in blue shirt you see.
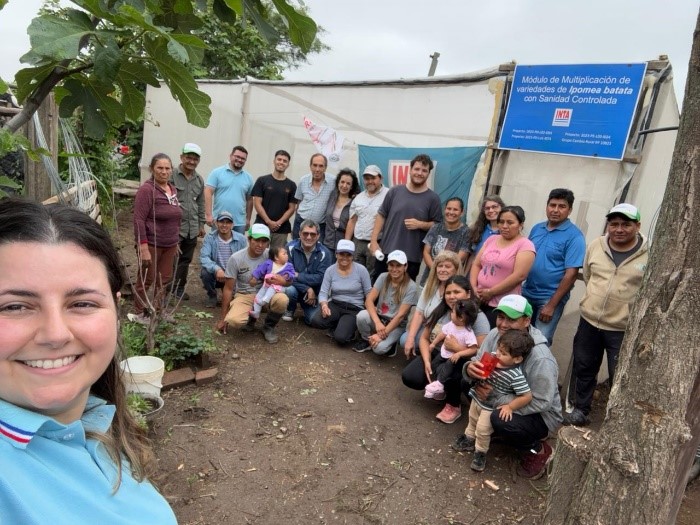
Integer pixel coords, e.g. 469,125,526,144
205,145,254,234
522,188,585,346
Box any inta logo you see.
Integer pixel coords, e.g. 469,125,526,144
552,108,572,127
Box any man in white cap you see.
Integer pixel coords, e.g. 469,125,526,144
463,294,562,479
345,164,389,279
564,203,648,426
170,143,205,300
216,223,290,344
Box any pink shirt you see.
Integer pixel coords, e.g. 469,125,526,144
440,321,477,359
478,235,536,306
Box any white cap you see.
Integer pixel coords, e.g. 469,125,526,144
387,250,407,265
247,223,270,239
182,143,202,156
606,203,640,222
336,239,356,253
362,164,382,177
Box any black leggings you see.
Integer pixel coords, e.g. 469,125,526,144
401,348,466,407
310,300,362,344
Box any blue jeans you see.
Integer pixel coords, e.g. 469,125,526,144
233,224,246,235
524,296,566,347
399,326,424,356
200,268,224,298
284,285,319,325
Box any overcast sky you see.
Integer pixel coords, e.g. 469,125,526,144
1,0,697,103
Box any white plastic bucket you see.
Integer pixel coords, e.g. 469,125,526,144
120,356,165,396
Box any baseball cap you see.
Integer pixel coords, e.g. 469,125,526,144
494,295,533,319
336,239,355,254
216,211,233,222
248,224,270,239
362,165,382,177
606,203,640,222
387,250,407,265
182,143,202,156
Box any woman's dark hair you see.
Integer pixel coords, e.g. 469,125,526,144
149,152,172,169
445,197,464,211
452,299,479,327
467,195,506,245
425,275,476,329
498,205,526,224
0,198,152,487
336,168,361,199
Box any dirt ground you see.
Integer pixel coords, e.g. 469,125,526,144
113,206,699,525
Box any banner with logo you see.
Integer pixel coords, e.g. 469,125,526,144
357,146,485,207
498,63,646,160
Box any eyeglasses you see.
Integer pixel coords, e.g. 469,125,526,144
232,155,247,161
301,231,319,237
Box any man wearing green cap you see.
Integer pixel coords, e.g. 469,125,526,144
216,223,291,344
462,294,562,479
564,203,648,426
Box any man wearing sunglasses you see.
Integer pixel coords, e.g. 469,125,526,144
282,219,332,324
205,145,253,234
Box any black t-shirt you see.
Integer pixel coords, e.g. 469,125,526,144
251,174,298,234
609,235,642,267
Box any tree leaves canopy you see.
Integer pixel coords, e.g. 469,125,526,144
2,0,319,136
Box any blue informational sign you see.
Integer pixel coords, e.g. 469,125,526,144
358,146,485,210
498,63,647,160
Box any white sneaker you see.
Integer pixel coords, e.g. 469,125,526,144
281,310,294,322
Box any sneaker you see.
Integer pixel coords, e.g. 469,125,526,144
424,380,445,399
562,408,590,426
262,325,279,344
471,451,487,472
384,343,398,358
452,434,476,453
281,310,294,322
517,441,553,479
205,296,217,308
352,340,371,353
435,404,462,424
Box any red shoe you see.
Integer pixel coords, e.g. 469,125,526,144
517,441,553,479
435,404,461,424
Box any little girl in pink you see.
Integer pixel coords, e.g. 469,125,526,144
249,247,296,319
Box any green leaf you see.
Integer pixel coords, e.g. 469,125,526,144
14,63,58,103
118,60,160,88
0,0,8,10
244,3,279,44
26,10,96,62
144,37,211,127
0,176,21,189
94,39,122,85
166,38,189,63
115,80,146,121
0,77,7,94
269,0,317,53
213,0,238,24
60,77,125,137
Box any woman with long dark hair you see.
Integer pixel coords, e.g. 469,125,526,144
323,168,361,257
401,276,490,424
0,198,176,523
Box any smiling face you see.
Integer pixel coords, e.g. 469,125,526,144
229,149,248,171
607,216,641,250
273,154,290,174
435,260,458,283
0,242,118,424
363,174,382,194
335,251,354,270
248,236,270,258
310,155,327,182
409,161,430,188
179,153,200,175
387,260,407,281
443,282,471,309
484,201,502,224
443,199,463,226
337,174,353,196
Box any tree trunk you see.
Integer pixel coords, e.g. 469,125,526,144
545,9,700,524
23,94,57,201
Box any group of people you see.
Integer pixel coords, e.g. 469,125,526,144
130,144,651,480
